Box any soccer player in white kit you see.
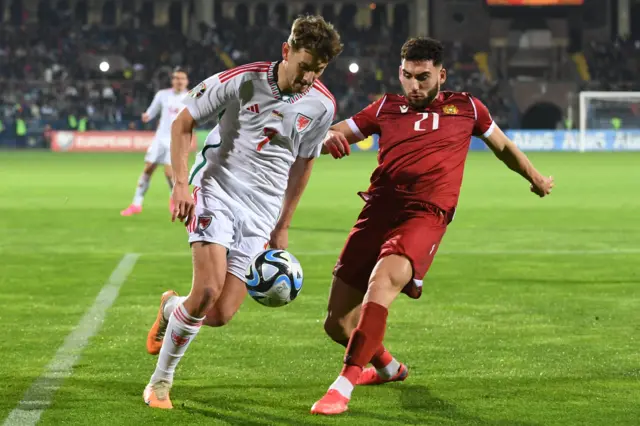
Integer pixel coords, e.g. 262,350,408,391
142,16,344,409
120,67,189,216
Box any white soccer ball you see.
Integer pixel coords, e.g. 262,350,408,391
245,249,304,307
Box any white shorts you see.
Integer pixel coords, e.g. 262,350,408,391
186,185,270,282
144,138,171,165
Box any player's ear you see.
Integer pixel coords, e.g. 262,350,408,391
282,42,290,61
439,67,447,85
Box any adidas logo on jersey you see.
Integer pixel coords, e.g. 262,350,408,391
246,104,260,114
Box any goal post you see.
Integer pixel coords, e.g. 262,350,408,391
579,91,640,152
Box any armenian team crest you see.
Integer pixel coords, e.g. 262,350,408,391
442,104,458,115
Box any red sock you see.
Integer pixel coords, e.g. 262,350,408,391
371,346,394,369
336,339,392,369
340,302,388,385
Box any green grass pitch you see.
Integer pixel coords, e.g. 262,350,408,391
0,151,638,425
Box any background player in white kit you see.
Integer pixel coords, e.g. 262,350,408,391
142,16,343,409
121,67,189,216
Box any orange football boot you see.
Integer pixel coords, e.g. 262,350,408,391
143,381,173,409
310,389,350,415
146,290,178,355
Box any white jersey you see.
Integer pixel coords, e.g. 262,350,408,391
145,88,188,143
184,61,336,231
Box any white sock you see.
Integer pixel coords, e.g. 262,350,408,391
329,375,354,399
165,175,174,191
132,173,151,206
150,303,204,385
163,296,187,320
377,358,401,379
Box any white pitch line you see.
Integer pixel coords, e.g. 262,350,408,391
2,253,139,426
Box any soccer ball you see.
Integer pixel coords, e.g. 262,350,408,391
245,249,303,307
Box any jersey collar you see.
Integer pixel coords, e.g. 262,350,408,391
267,61,311,104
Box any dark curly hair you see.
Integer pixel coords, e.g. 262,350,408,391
400,37,444,66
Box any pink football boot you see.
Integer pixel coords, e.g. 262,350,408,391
120,204,142,216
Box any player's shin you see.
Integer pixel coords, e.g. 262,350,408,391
329,302,389,398
150,303,204,385
133,172,151,206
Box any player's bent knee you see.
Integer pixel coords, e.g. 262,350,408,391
202,309,236,327
186,285,222,317
369,254,413,291
144,163,157,174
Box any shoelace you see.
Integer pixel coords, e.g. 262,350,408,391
152,381,171,399
156,317,168,341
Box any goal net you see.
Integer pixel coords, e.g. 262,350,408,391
579,91,640,151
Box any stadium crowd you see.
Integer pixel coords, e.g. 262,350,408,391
1,4,637,145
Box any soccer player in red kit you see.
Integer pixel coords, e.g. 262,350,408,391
310,37,555,415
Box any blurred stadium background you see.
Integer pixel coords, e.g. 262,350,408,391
1,1,639,425
1,0,638,150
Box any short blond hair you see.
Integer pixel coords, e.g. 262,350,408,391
288,15,344,63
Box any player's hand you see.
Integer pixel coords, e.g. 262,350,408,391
530,175,554,197
269,226,288,250
141,113,150,123
322,130,351,159
171,182,195,225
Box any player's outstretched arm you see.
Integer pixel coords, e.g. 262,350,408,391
321,121,362,158
170,108,197,223
143,91,162,123
269,157,316,249
482,125,554,197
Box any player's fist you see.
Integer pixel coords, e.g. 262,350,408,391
141,112,151,123
322,130,351,159
171,182,195,225
530,175,554,198
268,226,288,250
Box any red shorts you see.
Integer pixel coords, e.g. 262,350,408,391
334,198,452,299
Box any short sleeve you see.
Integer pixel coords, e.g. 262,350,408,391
298,111,333,159
470,96,495,138
346,95,386,139
183,73,242,124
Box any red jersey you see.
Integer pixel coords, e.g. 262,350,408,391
347,91,495,212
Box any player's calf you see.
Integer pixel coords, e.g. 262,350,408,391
323,313,358,344
202,273,247,327
202,302,240,327
323,275,406,385
182,243,229,317
122,162,157,214
145,242,227,401
312,255,413,415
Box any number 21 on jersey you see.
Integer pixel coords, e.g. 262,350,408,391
414,112,439,132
